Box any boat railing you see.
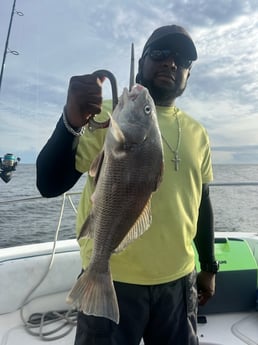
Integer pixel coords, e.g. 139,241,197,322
1,181,258,205
0,181,258,248
211,181,258,187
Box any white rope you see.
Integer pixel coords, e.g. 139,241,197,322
231,314,258,345
67,194,78,214
19,193,78,341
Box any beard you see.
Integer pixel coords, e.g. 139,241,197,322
138,74,187,106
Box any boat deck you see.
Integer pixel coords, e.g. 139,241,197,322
198,312,258,345
1,233,258,345
1,307,258,344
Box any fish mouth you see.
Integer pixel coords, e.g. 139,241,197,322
129,84,146,101
119,86,143,105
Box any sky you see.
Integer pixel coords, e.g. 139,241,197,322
0,0,258,164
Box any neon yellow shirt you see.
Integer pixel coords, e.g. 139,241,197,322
75,103,213,285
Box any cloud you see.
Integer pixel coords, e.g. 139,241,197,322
0,0,258,164
211,145,258,164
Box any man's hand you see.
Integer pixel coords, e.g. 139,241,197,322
197,271,216,306
65,74,104,128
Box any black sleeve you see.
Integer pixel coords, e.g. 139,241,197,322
194,183,215,264
36,116,82,197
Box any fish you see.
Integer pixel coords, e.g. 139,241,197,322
66,84,164,324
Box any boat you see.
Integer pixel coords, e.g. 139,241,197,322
0,183,258,345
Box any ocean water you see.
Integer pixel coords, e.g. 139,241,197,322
0,164,258,248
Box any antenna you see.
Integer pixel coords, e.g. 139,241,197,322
129,43,135,91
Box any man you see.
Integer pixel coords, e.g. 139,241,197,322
37,24,218,345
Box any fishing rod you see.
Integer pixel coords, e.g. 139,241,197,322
0,0,24,93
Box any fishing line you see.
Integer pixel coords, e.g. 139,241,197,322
19,192,78,341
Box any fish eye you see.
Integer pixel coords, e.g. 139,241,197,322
144,104,152,115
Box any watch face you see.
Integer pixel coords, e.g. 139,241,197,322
212,261,219,273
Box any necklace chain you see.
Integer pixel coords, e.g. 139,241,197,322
161,111,182,171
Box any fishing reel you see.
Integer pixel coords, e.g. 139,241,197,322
0,153,21,183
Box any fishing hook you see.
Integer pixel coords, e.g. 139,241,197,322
88,70,118,132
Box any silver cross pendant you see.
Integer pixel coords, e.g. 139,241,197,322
172,153,181,171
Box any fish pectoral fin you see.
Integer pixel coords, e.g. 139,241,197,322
78,214,94,240
66,265,119,324
114,197,152,253
109,113,125,144
89,150,105,184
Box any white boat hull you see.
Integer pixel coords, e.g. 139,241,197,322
1,232,258,344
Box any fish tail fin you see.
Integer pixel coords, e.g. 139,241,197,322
66,265,119,324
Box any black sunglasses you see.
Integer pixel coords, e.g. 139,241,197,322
144,49,192,69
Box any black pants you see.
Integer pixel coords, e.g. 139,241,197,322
74,270,199,345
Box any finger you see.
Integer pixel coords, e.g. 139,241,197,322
80,105,101,116
79,98,103,115
69,81,102,97
70,74,101,84
69,75,102,93
97,76,106,84
198,290,214,306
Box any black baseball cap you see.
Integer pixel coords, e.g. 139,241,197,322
142,25,197,61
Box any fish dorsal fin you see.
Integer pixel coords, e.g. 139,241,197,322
89,150,105,184
114,197,152,253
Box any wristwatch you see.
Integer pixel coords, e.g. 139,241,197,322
200,261,219,274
